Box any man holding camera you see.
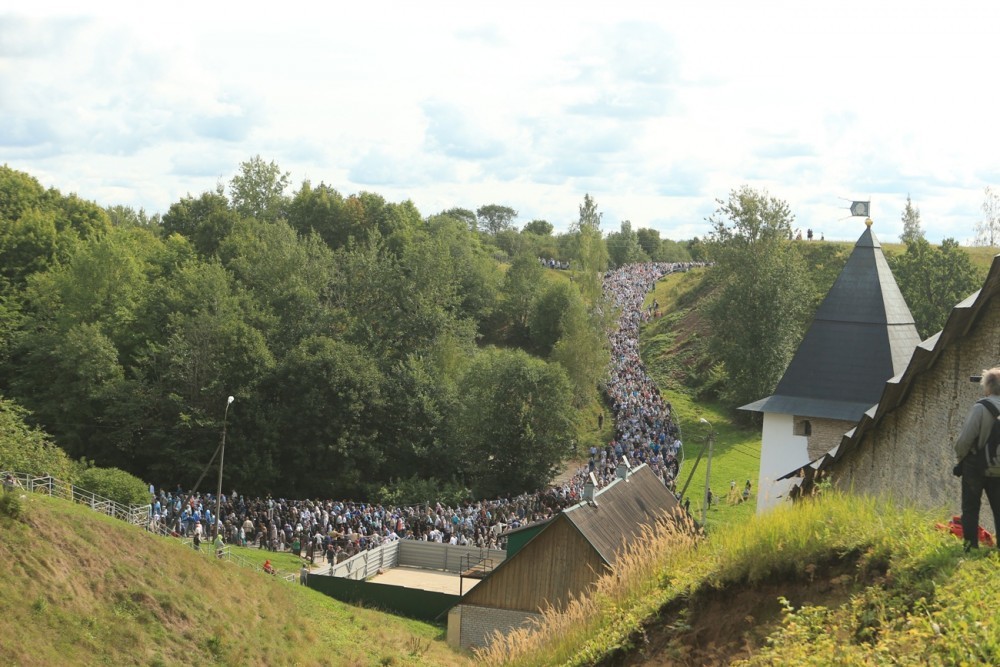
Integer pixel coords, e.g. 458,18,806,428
954,367,1000,551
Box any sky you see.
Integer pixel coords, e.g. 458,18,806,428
3,1,1000,244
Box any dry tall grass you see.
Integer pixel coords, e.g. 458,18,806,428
475,508,701,667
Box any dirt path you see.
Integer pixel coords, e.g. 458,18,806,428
552,457,587,486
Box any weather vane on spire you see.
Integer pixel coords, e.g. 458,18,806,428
849,200,870,219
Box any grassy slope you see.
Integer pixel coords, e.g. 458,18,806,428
0,492,469,667
481,491,1000,666
640,268,760,531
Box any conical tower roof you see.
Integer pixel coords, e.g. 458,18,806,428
741,222,921,421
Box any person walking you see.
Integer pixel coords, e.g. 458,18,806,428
954,367,1000,551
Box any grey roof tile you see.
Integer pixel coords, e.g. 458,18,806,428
741,224,921,419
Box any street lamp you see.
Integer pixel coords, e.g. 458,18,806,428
214,395,234,541
699,417,715,526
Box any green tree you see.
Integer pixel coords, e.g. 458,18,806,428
56,194,111,240
578,193,601,231
455,348,575,497
8,322,128,462
567,194,609,304
0,166,112,288
494,228,528,258
424,213,502,327
476,204,518,236
255,335,384,497
888,237,983,339
660,238,692,262
228,155,291,222
899,194,924,245
0,165,47,222
705,186,810,408
0,396,76,480
523,219,553,236
286,180,351,250
605,220,648,268
161,189,239,257
636,227,662,259
497,252,545,344
76,466,150,505
105,205,158,229
440,207,478,233
0,208,65,287
528,281,582,355
332,237,476,363
551,296,610,407
217,217,337,349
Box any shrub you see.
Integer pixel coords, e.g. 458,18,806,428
373,475,470,508
0,397,76,480
75,466,150,506
0,491,23,521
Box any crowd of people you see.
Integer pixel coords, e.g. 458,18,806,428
147,262,698,566
539,257,571,270
593,264,686,492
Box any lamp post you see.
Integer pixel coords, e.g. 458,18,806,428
699,417,714,526
214,395,234,541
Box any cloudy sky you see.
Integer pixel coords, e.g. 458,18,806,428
4,1,999,243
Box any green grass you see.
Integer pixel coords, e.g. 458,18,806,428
0,490,469,666
639,268,760,533
482,491,993,666
666,391,760,531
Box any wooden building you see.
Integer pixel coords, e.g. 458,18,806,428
447,463,683,650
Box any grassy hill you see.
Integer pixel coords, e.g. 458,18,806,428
639,268,761,531
0,491,469,667
477,491,1000,665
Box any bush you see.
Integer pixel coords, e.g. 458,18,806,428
0,491,23,521
373,475,470,508
0,397,76,480
75,466,150,506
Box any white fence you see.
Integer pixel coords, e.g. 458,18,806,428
329,540,505,581
2,471,151,527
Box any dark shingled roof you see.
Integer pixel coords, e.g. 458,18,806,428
740,224,921,421
562,464,681,565
781,253,1000,488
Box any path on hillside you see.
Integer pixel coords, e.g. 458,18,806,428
552,263,695,498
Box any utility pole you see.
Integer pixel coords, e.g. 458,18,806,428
699,418,715,526
214,396,235,540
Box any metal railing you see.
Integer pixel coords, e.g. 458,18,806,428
2,471,151,527
328,540,400,580
2,470,297,583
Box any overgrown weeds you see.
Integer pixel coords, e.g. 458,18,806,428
475,509,701,666
477,492,972,666
0,490,23,521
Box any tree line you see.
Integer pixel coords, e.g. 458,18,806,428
0,158,694,502
4,157,976,499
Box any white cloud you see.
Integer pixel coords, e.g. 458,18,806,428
4,1,1000,242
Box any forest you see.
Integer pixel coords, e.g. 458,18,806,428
0,158,695,503
0,160,986,505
